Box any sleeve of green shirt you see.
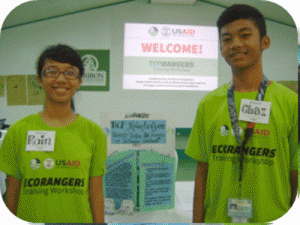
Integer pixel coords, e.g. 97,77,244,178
185,101,209,163
89,125,107,177
289,97,298,171
0,125,22,180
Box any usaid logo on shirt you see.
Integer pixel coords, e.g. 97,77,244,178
29,158,56,170
220,125,229,137
220,125,243,137
30,158,41,170
26,131,56,152
55,159,81,168
44,158,55,169
231,126,243,137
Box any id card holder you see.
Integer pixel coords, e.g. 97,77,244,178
228,198,252,223
25,131,56,152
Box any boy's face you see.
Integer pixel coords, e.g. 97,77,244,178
220,19,270,70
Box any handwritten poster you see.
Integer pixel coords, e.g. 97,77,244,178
6,75,27,106
0,76,4,97
111,120,166,144
139,150,175,212
104,151,138,210
101,113,176,215
103,150,175,213
27,75,45,105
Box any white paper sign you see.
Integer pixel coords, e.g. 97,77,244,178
239,99,271,124
25,131,56,151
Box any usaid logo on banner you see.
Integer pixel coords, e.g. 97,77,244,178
148,26,159,36
172,28,195,36
161,27,172,37
26,131,56,152
148,26,196,37
148,25,195,38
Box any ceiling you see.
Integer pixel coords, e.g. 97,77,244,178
1,0,296,30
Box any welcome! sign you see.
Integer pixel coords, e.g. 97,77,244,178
140,42,203,55
123,23,218,91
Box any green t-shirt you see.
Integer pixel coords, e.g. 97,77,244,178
0,113,107,223
185,81,298,223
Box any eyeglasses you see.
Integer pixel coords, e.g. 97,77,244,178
42,68,80,79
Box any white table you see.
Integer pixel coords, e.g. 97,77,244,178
105,181,194,223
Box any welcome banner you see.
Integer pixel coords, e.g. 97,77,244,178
123,23,218,91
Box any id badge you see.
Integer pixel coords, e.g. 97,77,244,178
239,99,271,124
25,131,56,152
228,198,252,222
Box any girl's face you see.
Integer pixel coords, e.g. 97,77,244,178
37,59,82,106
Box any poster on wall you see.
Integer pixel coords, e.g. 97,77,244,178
5,75,45,106
298,45,300,65
0,76,4,97
6,75,27,106
77,50,110,91
101,113,176,214
123,23,218,91
27,75,45,105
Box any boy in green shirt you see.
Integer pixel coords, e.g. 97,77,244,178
185,4,298,223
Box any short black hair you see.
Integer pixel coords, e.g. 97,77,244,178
217,4,267,39
37,44,83,112
37,44,84,78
